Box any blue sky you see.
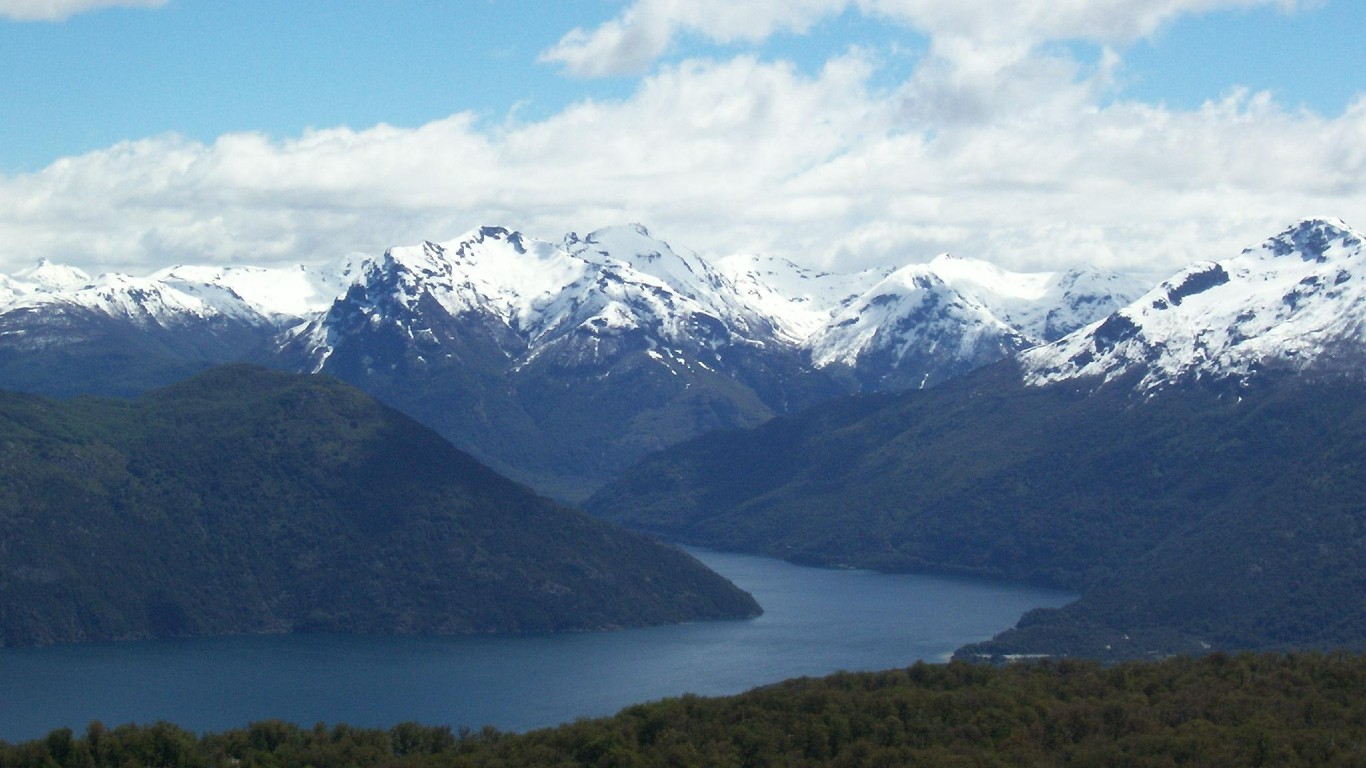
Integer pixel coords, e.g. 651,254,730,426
2,0,1360,173
1,0,1364,276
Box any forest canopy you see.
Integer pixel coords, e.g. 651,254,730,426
2,652,1363,768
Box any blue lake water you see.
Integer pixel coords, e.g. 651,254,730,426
0,548,1073,742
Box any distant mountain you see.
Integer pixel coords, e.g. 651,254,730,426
0,258,332,397
715,250,1142,388
0,225,1141,499
0,365,759,648
928,254,1146,343
1023,218,1366,390
0,274,277,397
265,225,841,499
588,219,1366,660
806,263,1030,391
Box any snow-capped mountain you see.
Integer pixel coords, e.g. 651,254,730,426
715,253,892,343
12,258,91,293
268,224,936,495
0,261,323,396
152,263,347,323
0,221,1145,496
707,250,1141,391
0,260,333,334
0,224,1141,399
278,224,787,375
1022,218,1366,391
928,254,1147,343
267,224,844,498
808,264,1031,391
277,227,568,373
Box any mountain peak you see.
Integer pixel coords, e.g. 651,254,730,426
1257,217,1362,263
13,258,91,293
565,225,725,303
574,224,666,258
1023,217,1366,391
471,225,530,253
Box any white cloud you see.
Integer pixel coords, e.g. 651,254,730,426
1,39,1363,280
866,0,1311,46
541,0,841,76
0,0,167,22
542,0,1313,77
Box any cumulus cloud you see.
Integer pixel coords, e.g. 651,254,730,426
542,0,1312,77
0,0,167,22
542,0,841,76
866,0,1310,46
1,44,1362,279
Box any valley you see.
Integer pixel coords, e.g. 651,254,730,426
6,1,1362,761
3,216,1366,747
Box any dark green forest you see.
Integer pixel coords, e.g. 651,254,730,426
588,364,1366,659
3,652,1364,767
0,365,758,647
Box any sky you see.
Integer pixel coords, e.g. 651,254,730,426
0,0,1363,279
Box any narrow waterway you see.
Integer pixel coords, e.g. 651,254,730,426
0,547,1073,742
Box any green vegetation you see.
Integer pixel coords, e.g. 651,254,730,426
588,364,1366,659
4,652,1365,766
0,365,758,647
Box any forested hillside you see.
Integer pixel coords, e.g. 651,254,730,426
589,364,1366,658
0,365,758,647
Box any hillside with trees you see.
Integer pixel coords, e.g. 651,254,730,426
0,365,758,647
589,363,1366,659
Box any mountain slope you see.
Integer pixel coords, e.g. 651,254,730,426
588,364,1366,659
808,264,1030,391
0,266,293,397
1024,218,1366,390
0,225,1143,499
0,365,758,648
270,225,845,499
928,254,1147,343
587,218,1366,659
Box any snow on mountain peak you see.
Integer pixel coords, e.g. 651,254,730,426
0,221,1154,397
358,227,590,330
565,224,725,303
24,272,243,328
714,253,891,343
808,262,1028,388
928,253,1053,301
13,258,91,293
1022,218,1366,391
152,263,346,321
1254,217,1361,263
926,254,1145,343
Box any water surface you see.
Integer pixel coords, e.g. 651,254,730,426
0,548,1072,742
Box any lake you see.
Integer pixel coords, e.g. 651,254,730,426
0,548,1073,742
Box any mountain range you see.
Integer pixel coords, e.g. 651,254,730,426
587,218,1366,660
7,215,1364,660
0,224,1141,499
